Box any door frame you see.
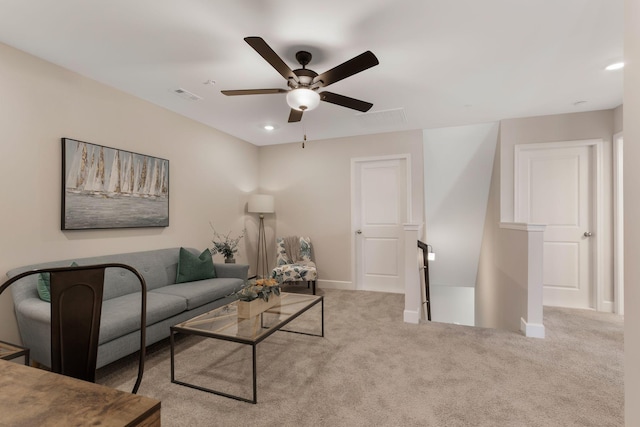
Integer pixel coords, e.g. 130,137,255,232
613,132,624,315
351,154,413,290
514,139,605,311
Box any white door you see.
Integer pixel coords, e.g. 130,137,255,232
516,144,594,309
353,157,408,293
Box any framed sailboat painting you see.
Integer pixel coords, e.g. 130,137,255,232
61,138,169,230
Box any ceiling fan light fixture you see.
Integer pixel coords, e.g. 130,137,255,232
286,88,320,111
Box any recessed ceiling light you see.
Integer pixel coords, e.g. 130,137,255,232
605,62,624,71
263,124,276,131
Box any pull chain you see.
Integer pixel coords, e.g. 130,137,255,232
302,122,307,148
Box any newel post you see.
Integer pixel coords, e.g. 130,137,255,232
403,223,422,324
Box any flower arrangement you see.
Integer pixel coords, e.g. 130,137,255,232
236,278,281,302
210,223,245,260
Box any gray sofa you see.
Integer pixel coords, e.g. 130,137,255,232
5,247,248,369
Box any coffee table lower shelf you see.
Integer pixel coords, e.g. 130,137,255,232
169,293,324,404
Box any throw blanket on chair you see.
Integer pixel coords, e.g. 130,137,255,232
283,235,301,263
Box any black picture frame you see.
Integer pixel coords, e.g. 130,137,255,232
61,138,169,230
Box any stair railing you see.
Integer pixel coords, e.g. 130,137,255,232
417,240,432,321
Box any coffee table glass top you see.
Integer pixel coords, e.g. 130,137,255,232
172,292,321,343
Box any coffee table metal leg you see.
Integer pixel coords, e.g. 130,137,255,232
252,344,257,404
170,329,175,382
170,331,258,404
321,298,325,337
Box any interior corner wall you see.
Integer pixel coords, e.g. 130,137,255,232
474,131,531,332
0,42,259,343
423,122,499,289
257,130,424,288
624,0,639,423
475,133,503,328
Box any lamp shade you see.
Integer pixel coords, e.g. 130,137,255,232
286,88,321,111
248,194,275,214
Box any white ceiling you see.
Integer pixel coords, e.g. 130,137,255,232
0,0,623,146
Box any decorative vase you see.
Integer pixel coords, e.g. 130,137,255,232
237,294,281,318
225,257,235,263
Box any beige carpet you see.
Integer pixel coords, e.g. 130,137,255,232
98,289,624,427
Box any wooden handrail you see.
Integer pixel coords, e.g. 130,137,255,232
417,240,432,321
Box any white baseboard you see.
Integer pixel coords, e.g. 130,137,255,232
404,309,420,324
317,280,354,290
601,300,614,313
520,318,545,339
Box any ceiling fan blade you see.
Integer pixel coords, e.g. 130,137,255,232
288,109,303,122
320,91,373,112
244,37,299,83
221,89,288,96
313,51,379,87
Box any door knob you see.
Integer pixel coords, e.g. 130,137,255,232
356,230,362,235
584,231,593,237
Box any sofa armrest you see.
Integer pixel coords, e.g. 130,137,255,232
214,263,249,280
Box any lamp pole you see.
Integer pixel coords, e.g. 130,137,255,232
256,214,269,279
248,194,275,279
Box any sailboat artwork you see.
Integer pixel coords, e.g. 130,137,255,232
62,138,169,230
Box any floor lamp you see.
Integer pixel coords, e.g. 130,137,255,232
248,194,275,279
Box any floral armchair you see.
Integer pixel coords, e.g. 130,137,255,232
270,236,317,295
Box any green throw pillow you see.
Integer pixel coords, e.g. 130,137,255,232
176,247,216,284
37,261,79,302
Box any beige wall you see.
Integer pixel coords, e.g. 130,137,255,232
258,130,424,287
0,42,259,343
614,104,623,133
624,0,639,424
499,110,616,308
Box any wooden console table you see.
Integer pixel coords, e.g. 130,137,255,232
0,359,160,426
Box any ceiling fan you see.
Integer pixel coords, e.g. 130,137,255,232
221,37,379,123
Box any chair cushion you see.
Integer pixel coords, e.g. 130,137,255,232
176,247,216,283
99,291,186,344
152,278,243,310
275,238,290,266
271,262,317,283
299,237,312,262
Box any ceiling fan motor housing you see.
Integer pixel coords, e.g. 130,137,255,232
289,68,318,89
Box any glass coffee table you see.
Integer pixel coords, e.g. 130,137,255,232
0,340,29,366
170,292,323,403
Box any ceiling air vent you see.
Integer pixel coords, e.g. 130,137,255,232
173,88,202,101
356,108,407,128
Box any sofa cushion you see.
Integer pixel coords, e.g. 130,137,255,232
99,291,187,345
152,278,243,310
37,262,79,302
176,247,216,284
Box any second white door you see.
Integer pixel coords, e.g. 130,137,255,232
516,143,594,309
